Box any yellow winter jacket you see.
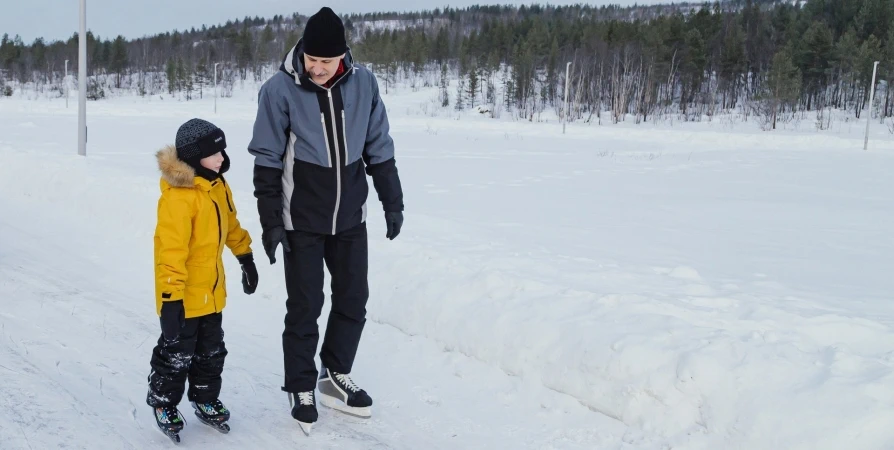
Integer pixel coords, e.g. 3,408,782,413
153,145,253,319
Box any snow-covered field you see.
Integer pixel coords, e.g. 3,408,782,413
1,80,893,449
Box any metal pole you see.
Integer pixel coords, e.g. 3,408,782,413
563,61,571,134
865,61,880,150
65,60,69,108
78,0,87,156
214,62,219,114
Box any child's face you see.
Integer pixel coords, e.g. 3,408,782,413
200,152,224,173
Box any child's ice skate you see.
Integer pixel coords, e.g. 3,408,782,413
154,405,185,444
191,399,231,433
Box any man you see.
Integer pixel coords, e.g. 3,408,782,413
247,6,404,435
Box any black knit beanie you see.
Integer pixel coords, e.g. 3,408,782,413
175,118,229,179
302,7,347,57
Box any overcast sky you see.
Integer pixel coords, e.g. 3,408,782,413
1,0,670,43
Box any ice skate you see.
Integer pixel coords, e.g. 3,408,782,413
289,391,318,435
317,365,372,418
191,399,231,433
153,405,185,444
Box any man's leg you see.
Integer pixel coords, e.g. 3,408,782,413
187,313,227,403
320,222,369,374
147,318,201,407
282,230,327,393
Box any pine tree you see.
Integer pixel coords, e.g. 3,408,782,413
166,59,176,94
856,34,882,118
798,21,833,109
109,36,129,88
764,47,801,130
236,27,253,80
682,29,706,114
467,58,479,106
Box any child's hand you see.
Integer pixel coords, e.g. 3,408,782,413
160,301,185,341
238,253,259,294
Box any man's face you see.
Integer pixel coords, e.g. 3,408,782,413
304,53,345,85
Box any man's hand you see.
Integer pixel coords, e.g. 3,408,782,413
262,226,291,264
385,211,403,240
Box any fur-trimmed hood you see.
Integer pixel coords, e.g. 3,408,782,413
156,145,197,188
156,144,230,188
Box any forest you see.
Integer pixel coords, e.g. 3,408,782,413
1,0,892,129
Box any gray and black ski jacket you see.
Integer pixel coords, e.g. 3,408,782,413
248,40,404,236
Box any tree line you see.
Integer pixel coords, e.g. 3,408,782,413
1,1,893,129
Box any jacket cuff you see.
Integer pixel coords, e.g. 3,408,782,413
366,158,404,212
253,165,285,231
160,290,184,302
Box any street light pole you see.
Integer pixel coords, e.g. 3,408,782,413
65,59,69,108
214,62,220,114
864,60,880,151
78,0,87,156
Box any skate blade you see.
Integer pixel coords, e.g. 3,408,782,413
157,425,181,444
194,411,230,434
298,421,313,436
319,393,372,418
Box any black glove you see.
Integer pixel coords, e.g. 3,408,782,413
237,253,258,294
385,211,403,240
262,226,291,264
160,300,185,342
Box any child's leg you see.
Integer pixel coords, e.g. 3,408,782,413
147,319,201,407
187,312,228,403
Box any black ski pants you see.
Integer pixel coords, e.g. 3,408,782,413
281,221,369,393
146,312,227,407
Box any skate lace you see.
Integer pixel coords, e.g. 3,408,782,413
297,391,314,406
334,373,360,393
200,399,224,414
156,406,181,423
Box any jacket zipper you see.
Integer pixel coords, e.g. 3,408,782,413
311,71,350,235
211,198,222,312
327,89,341,235
221,178,234,212
321,113,332,168
341,110,349,164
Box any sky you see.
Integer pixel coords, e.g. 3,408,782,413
0,0,671,43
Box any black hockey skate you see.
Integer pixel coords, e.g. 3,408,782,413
288,391,317,436
317,365,373,418
191,399,231,433
153,405,185,444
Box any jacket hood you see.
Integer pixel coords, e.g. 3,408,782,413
156,145,231,188
280,39,355,91
157,145,196,188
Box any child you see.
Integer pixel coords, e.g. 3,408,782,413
147,118,259,442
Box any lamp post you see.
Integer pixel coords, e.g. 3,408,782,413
78,0,87,156
864,61,880,151
65,59,69,108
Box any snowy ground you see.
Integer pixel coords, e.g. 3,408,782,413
1,81,893,449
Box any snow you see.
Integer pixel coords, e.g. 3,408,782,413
1,80,893,449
